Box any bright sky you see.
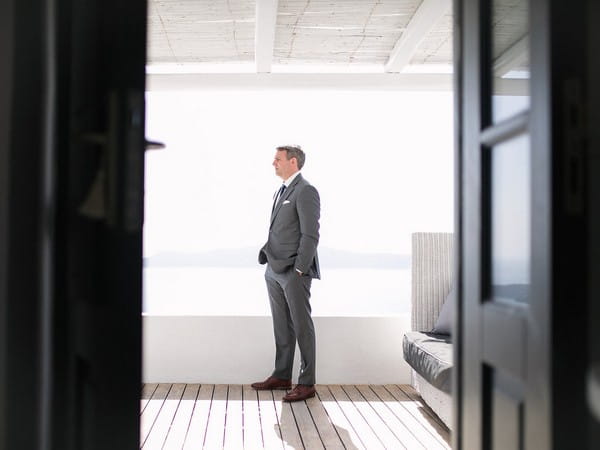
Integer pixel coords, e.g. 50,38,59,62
143,89,455,258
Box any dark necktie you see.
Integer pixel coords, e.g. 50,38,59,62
272,184,286,212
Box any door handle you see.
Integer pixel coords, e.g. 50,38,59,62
78,91,164,229
145,139,165,150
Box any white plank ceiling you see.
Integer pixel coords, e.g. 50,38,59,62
147,0,529,90
147,0,454,72
273,0,418,66
148,0,256,64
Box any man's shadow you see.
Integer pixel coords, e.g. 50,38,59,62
275,397,360,450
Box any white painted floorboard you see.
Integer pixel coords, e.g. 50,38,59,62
141,384,451,449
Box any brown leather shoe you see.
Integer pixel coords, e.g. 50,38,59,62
251,376,292,390
282,384,316,402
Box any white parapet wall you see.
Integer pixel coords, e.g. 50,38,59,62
143,315,412,385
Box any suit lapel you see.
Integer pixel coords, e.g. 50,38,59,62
270,173,302,225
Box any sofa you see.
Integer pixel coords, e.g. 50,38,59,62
402,232,454,430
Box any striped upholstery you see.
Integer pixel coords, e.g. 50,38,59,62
411,232,454,332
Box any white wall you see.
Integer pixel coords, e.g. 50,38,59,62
143,315,412,384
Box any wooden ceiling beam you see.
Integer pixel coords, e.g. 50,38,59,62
385,0,451,73
493,35,529,77
255,0,279,73
146,73,528,94
147,72,455,91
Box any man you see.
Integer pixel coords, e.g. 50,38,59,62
252,145,321,402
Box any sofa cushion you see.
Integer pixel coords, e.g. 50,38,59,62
432,289,453,335
403,331,453,394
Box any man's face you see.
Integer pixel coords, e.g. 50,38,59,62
273,150,297,180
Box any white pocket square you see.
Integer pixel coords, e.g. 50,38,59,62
283,200,291,205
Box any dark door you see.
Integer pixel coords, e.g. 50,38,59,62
456,0,591,448
0,0,147,448
49,0,147,449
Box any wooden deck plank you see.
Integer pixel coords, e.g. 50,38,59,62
224,385,244,449
162,384,200,450
328,385,385,450
242,385,263,449
142,384,451,449
273,389,304,449
342,385,405,449
356,385,426,450
304,394,345,450
370,385,449,450
258,389,284,450
395,385,451,446
203,384,228,449
290,398,324,449
385,385,451,448
141,383,158,414
140,383,171,447
142,383,186,449
182,384,214,450
398,385,449,428
315,385,365,450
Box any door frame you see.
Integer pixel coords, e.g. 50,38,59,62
588,0,600,442
455,0,594,448
0,0,47,447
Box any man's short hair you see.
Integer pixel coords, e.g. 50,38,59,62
277,145,305,170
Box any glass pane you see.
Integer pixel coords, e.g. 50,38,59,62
491,0,530,123
491,134,530,303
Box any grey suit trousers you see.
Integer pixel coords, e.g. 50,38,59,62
265,264,316,385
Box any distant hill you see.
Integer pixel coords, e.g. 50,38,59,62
144,247,410,269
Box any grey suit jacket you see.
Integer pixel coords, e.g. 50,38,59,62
258,173,321,279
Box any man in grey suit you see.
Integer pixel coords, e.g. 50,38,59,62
251,145,321,402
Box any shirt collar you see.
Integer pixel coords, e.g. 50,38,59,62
283,171,301,187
